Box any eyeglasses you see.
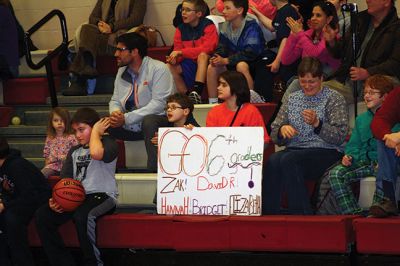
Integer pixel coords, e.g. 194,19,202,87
164,105,184,111
181,7,197,13
115,47,129,52
363,90,381,96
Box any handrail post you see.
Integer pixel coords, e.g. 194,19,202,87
23,9,69,108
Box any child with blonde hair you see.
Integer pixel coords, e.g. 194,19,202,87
41,107,77,178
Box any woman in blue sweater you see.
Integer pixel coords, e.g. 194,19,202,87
262,57,348,215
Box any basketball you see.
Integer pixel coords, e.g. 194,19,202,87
52,178,86,212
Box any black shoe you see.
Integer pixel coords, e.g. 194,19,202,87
369,197,398,218
62,82,87,96
188,91,202,104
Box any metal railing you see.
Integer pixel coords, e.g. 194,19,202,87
24,9,69,107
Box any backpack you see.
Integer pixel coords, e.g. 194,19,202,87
314,162,343,215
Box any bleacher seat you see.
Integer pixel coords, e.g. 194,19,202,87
353,217,400,255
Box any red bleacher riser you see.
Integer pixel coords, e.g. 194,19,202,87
4,77,60,105
353,217,400,255
0,106,13,127
96,46,171,76
171,216,231,251
229,215,356,253
97,214,174,249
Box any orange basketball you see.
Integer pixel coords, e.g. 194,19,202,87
52,178,86,212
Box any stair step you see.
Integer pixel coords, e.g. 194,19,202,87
0,125,46,138
26,157,44,169
8,139,44,158
50,94,112,106
24,109,110,126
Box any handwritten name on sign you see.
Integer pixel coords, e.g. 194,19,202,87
157,127,264,216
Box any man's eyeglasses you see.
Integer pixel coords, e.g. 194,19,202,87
181,7,197,13
164,106,185,111
115,47,129,52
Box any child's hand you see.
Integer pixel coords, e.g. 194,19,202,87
210,54,228,67
341,155,352,166
395,144,400,157
49,198,64,213
151,132,158,146
166,51,182,65
93,117,111,136
184,124,195,130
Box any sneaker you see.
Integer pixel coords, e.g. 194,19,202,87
368,197,398,218
62,81,88,96
189,91,202,104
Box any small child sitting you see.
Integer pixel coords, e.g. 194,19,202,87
42,107,78,178
151,93,200,146
35,107,118,266
327,75,400,215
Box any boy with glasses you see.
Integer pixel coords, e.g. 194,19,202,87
167,0,218,104
326,75,400,215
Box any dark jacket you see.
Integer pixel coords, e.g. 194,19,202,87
0,149,51,210
328,7,400,83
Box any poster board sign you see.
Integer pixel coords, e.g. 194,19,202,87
157,127,264,216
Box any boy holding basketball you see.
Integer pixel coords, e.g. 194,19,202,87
0,137,51,266
35,107,119,266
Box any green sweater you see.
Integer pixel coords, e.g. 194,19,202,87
345,110,400,163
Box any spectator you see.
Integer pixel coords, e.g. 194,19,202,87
35,108,118,266
167,0,218,104
108,32,175,172
370,85,400,217
0,0,18,80
262,57,348,215
206,70,270,144
281,1,340,103
251,0,300,101
42,107,78,178
0,137,51,266
327,75,398,215
63,0,147,96
323,0,400,104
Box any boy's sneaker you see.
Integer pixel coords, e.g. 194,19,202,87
189,91,202,104
368,197,398,218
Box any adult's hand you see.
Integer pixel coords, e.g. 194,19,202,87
302,109,320,128
267,59,280,73
110,110,125,128
349,67,369,81
280,125,298,139
323,25,338,47
383,132,400,149
286,17,303,35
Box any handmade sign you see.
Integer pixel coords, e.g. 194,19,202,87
157,127,264,216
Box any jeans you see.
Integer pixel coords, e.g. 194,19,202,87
262,147,343,214
376,141,400,202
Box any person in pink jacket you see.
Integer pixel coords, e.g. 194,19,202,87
281,1,340,104
282,1,340,76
